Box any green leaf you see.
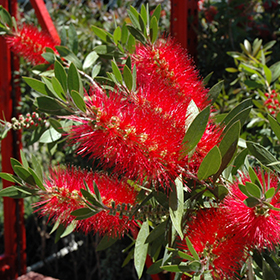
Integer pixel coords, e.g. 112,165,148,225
246,141,280,172
23,77,48,95
134,220,149,278
127,8,141,30
31,154,43,182
127,34,136,53
203,72,213,86
140,5,148,26
91,63,101,79
80,188,103,208
177,250,195,261
150,16,158,44
70,90,86,113
51,77,66,101
96,235,118,251
145,219,168,244
39,127,62,143
207,80,224,103
146,259,164,275
0,6,12,27
0,172,22,184
13,166,36,186
221,99,252,126
270,61,280,82
121,23,129,44
60,220,77,238
169,176,184,239
68,63,82,95
91,26,114,43
248,166,262,189
197,146,222,180
232,148,248,175
83,51,99,70
123,65,133,91
263,64,272,84
268,114,280,142
185,236,199,261
36,96,72,116
265,188,275,199
160,265,180,273
41,52,55,64
93,181,102,203
182,106,210,156
68,23,79,55
244,197,260,207
20,150,29,169
55,224,66,243
28,168,45,191
151,5,161,21
239,184,251,197
111,60,122,83
245,182,262,198
55,46,82,69
49,118,66,133
0,186,32,198
71,208,95,217
126,26,146,45
263,258,276,280
179,261,201,273
113,26,122,44
54,60,67,92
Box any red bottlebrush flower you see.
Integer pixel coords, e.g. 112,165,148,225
6,24,59,65
68,88,186,187
131,39,209,110
35,166,138,238
178,208,246,279
223,170,280,251
264,90,280,117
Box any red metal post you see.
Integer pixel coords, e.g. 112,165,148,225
0,0,26,279
170,0,198,60
29,0,61,44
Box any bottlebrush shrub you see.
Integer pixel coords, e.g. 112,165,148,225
6,24,59,65
1,4,280,280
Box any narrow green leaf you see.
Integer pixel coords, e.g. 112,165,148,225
68,23,79,55
127,8,141,30
185,236,199,261
265,188,275,199
127,34,136,53
13,166,36,186
247,141,280,172
248,166,262,189
160,265,180,273
263,64,272,84
52,77,66,101
0,186,31,198
60,220,77,238
68,63,81,95
49,118,65,134
270,61,280,82
31,154,43,182
113,26,122,44
151,5,161,21
71,208,95,217
222,99,252,125
182,106,210,156
96,235,118,251
121,23,129,44
70,90,86,113
39,127,62,143
123,65,133,91
140,5,147,26
150,16,158,44
0,172,22,184
50,219,61,235
91,63,101,79
146,259,164,275
82,51,99,70
55,46,82,69
91,26,114,43
111,60,122,83
232,148,248,175
263,258,277,280
134,220,149,278
80,188,103,208
20,150,29,169
244,197,260,207
208,80,224,103
41,52,55,64
0,6,12,27
23,77,48,95
197,146,222,180
93,181,102,203
55,224,66,243
28,168,45,191
268,114,280,142
239,184,251,197
54,60,67,92
36,96,72,116
177,250,195,261
169,177,184,239
145,219,168,244
127,26,146,45
245,182,262,198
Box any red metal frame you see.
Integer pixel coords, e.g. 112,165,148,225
171,0,198,60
